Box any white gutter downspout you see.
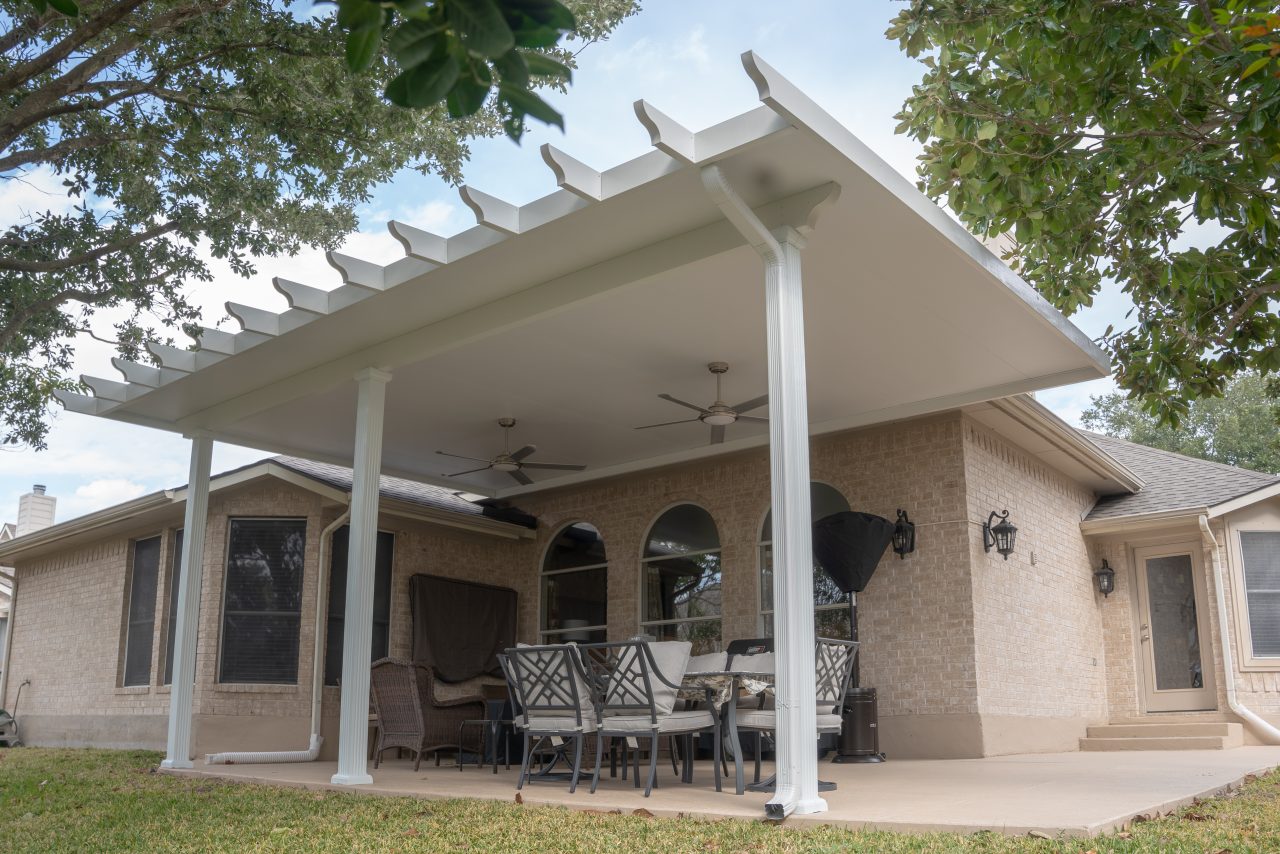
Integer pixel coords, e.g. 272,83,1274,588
1199,515,1280,744
207,509,350,764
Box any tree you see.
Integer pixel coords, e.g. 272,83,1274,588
888,2,1280,425
1082,372,1280,473
0,0,637,448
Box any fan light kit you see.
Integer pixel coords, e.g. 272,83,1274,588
436,418,586,486
634,362,768,445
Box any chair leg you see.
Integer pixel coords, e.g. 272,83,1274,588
591,731,607,794
643,735,659,797
632,738,641,788
754,732,762,784
569,734,585,794
517,733,532,790
669,735,679,775
609,739,618,778
711,718,722,793
414,748,423,773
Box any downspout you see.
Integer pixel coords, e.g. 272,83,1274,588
0,572,16,709
1199,515,1280,744
206,509,350,764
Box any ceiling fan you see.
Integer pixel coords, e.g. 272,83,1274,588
436,418,586,486
635,362,768,445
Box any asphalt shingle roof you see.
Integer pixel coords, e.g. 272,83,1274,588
1082,432,1279,520
269,456,484,517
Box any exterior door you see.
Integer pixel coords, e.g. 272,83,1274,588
1134,544,1217,712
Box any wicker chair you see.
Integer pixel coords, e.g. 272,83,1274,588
369,658,485,771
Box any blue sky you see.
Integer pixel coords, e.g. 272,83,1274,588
0,0,1128,523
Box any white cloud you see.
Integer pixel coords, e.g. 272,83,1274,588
64,478,147,516
0,166,76,228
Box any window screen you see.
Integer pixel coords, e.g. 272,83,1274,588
220,519,307,684
163,529,184,685
123,536,162,687
541,522,607,644
324,527,394,686
1242,531,1280,657
641,504,722,654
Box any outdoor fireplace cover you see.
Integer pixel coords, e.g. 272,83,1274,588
409,574,517,683
812,511,896,593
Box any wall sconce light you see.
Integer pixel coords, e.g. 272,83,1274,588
891,509,915,559
1094,559,1116,598
982,510,1017,560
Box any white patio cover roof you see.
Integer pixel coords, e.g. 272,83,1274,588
60,53,1108,499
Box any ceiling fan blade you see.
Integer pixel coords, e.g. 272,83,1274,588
436,450,491,463
710,424,726,445
658,393,711,414
508,469,533,486
730,394,769,413
634,418,701,430
510,444,537,462
521,462,587,471
736,415,768,424
446,466,492,477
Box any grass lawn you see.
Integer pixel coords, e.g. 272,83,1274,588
3,749,1280,852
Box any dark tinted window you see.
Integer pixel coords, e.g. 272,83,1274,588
219,519,306,684
163,529,184,685
325,527,394,686
123,536,162,686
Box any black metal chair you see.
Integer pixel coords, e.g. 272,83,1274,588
581,639,720,797
502,644,596,793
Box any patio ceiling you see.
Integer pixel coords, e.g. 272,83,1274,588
60,53,1109,499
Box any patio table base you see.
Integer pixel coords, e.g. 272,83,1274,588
745,773,836,794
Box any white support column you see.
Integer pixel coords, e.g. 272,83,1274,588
161,433,213,769
762,230,824,817
700,164,826,818
332,367,391,786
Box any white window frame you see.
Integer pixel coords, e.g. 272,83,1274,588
638,503,723,646
121,533,164,688
757,481,851,636
1229,523,1280,670
539,521,608,642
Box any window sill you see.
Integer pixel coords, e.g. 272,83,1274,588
114,685,151,695
213,683,301,694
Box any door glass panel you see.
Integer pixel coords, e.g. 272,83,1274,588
1145,554,1204,691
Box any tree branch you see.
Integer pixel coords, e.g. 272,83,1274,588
0,0,148,95
0,219,181,275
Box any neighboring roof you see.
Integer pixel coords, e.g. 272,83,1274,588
0,522,14,541
1082,432,1280,521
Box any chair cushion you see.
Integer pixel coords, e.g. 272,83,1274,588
687,651,727,673
735,709,843,733
730,651,774,675
517,713,597,734
599,708,716,734
604,641,690,716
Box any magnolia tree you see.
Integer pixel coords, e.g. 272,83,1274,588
889,1,1280,424
0,0,637,448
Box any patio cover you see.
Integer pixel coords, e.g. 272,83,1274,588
61,53,1110,819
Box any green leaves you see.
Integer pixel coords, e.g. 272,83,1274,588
889,0,1280,426
331,0,580,140
25,0,78,17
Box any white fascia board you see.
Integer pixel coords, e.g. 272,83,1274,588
1079,508,1210,536
1208,482,1280,518
990,395,1145,492
377,499,532,540
739,50,1110,377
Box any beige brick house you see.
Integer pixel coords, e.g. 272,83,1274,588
4,394,1279,762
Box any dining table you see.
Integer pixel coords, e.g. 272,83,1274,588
679,669,838,796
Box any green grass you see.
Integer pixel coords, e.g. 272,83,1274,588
2,749,1280,852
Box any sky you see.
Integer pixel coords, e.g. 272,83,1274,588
0,0,1130,525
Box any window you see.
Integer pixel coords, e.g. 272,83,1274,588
325,526,394,686
122,536,162,687
1242,532,1280,657
163,529,184,685
219,519,307,684
641,504,722,654
541,522,608,643
760,482,852,640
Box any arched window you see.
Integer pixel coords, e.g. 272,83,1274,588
640,504,722,654
759,482,852,640
541,522,608,643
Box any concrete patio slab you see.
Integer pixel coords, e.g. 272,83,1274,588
165,746,1280,838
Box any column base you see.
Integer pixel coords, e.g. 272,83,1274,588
160,758,193,770
331,772,374,786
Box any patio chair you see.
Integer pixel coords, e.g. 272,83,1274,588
581,639,721,797
368,658,485,772
503,643,597,794
732,638,857,784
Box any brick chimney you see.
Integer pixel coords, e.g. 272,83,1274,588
16,484,56,536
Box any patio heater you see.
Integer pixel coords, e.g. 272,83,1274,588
811,511,896,763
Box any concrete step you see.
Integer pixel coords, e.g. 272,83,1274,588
1080,735,1233,751
1087,722,1243,743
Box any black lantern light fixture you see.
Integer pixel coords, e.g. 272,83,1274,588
1094,559,1116,598
891,509,915,559
982,510,1017,559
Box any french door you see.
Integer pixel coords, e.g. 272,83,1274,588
1134,543,1217,712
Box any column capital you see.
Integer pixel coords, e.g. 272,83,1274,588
770,226,809,250
353,367,392,384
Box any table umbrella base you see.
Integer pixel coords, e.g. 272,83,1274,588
830,752,885,763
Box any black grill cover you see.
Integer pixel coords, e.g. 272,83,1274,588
812,511,895,594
